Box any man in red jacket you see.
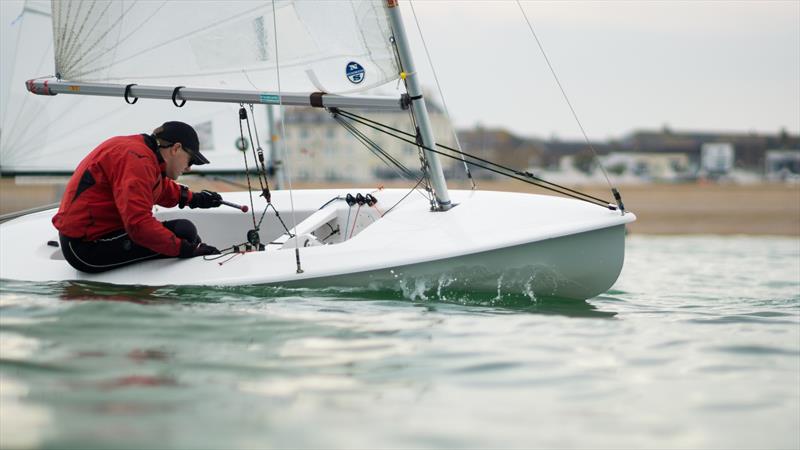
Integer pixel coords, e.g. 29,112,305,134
54,121,223,273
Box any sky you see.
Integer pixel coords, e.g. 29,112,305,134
400,1,800,141
1,0,799,142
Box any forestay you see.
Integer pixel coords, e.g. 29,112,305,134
51,0,400,93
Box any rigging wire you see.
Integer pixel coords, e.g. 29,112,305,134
382,175,427,217
205,176,251,190
335,109,616,209
332,112,434,205
341,110,613,208
408,107,437,210
387,22,437,209
336,109,612,203
271,0,303,273
514,1,614,190
333,113,416,180
408,0,475,189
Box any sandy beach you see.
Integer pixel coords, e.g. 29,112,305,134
1,178,798,236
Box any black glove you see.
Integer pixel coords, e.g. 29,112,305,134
189,190,222,209
179,240,221,258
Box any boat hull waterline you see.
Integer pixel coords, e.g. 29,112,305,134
0,189,635,300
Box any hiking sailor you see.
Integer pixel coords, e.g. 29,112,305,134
53,121,222,273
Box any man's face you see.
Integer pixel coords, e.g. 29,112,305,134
164,144,192,180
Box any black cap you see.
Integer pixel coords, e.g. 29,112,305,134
154,121,209,166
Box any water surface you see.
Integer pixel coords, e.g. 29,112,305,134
1,235,798,449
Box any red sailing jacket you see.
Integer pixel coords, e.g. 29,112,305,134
53,134,194,256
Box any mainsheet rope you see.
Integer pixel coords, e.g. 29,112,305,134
237,105,293,237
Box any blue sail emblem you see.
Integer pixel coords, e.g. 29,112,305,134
346,62,365,84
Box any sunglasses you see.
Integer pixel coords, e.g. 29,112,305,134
158,141,196,166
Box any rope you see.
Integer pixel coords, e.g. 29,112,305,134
248,104,273,202
348,205,363,240
343,205,353,241
238,107,258,229
205,176,251,190
382,176,427,217
271,0,302,273
408,0,475,189
238,104,294,238
242,107,267,195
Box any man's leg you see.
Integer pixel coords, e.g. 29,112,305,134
59,219,200,274
162,219,200,245
60,230,159,274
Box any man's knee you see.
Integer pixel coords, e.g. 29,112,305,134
164,219,198,242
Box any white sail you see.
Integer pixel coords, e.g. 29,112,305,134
51,0,399,94
0,0,352,174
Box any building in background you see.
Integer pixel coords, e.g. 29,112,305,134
281,105,798,184
601,152,691,181
456,127,545,179
765,150,800,182
621,128,799,172
700,143,735,177
281,103,456,183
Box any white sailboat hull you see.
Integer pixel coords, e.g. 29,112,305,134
283,224,626,299
0,189,634,300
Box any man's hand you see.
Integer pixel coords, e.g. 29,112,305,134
189,190,222,209
179,241,221,258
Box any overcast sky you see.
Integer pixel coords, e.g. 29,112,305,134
400,1,800,140
2,1,798,142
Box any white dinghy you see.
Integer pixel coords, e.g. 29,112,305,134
0,1,635,300
1,189,632,299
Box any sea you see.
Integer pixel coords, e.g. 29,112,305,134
1,235,798,449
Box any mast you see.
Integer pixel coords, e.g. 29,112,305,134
385,0,452,210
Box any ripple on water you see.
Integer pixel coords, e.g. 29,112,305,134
710,344,800,357
689,315,799,325
0,235,798,449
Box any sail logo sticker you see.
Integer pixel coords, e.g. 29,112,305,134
346,62,365,84
260,93,280,104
